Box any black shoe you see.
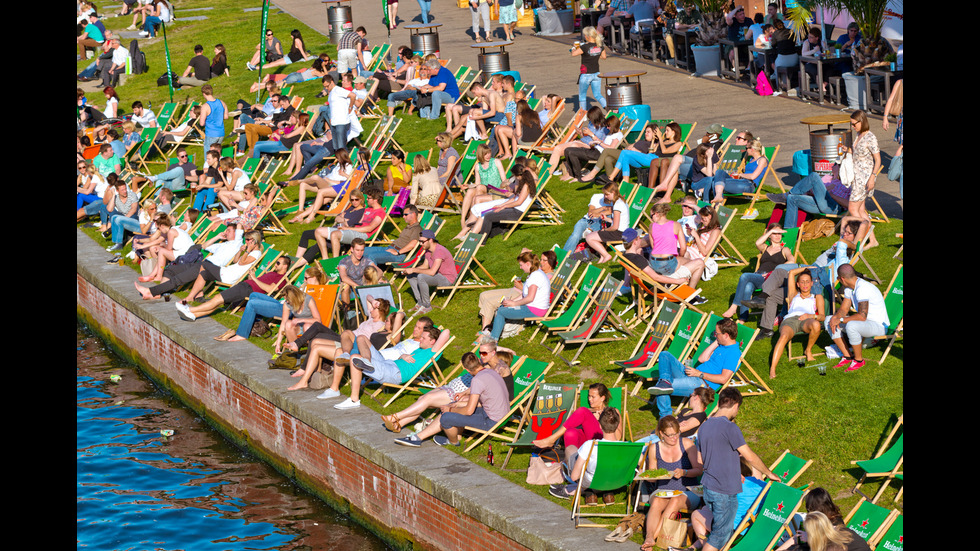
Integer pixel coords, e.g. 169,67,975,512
757,328,774,339
766,192,788,205
740,296,767,310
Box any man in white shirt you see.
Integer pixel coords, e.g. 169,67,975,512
829,263,890,372
99,37,129,88
130,100,157,128
133,224,244,299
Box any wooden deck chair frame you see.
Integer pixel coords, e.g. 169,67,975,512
629,304,709,396
525,252,581,341
869,511,902,549
872,264,902,365
843,497,897,545
499,381,582,471
610,300,685,391
720,480,804,551
850,414,903,503
460,357,555,452
430,232,498,308
613,250,706,316
705,201,749,268
532,108,587,155
315,170,367,222
369,333,457,407
132,127,165,172
570,441,646,528
499,164,562,240
535,265,607,345
554,276,633,366
516,98,566,156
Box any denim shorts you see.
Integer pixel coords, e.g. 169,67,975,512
649,256,678,276
440,407,496,431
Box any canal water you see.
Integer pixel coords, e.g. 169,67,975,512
77,322,392,551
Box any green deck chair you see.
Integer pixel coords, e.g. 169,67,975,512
430,232,498,308
872,512,903,550
536,264,606,343
611,301,684,392
768,449,813,488
851,414,903,503
554,276,633,366
500,381,581,471
843,497,894,544
578,385,632,441
571,441,646,528
722,481,804,551
873,264,903,364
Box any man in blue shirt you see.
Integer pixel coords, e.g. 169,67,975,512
418,59,459,120
647,318,741,419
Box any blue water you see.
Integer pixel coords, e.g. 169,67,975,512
77,324,391,551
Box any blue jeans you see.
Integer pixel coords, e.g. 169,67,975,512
419,90,455,120
578,73,606,110
79,60,99,78
490,304,533,340
616,150,659,178
362,246,406,267
563,217,603,251
252,140,287,159
387,89,418,109
235,292,284,339
143,15,161,37
193,188,218,211
290,143,334,181
330,123,350,152
703,488,739,549
417,0,432,23
110,213,141,244
784,172,841,228
731,272,766,316
203,135,223,152
654,351,707,419
153,166,186,193
695,170,757,202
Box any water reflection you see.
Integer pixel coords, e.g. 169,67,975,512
77,323,391,551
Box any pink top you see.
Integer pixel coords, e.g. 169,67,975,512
648,219,678,257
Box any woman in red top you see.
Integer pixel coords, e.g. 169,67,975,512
315,189,386,257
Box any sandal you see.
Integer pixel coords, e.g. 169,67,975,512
612,526,634,543
605,524,627,542
382,414,401,433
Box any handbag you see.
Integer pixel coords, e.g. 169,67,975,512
887,152,902,182
838,152,855,188
526,448,564,485
888,80,903,116
655,511,692,549
309,369,331,390
390,186,411,217
140,256,157,278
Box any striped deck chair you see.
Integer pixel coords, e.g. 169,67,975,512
461,357,555,452
554,276,633,366
500,381,582,471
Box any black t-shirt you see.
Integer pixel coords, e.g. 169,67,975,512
580,44,603,74
210,56,227,78
187,55,211,81
727,18,753,42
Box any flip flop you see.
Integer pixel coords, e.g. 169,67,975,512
382,415,401,433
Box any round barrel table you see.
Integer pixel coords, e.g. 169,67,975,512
599,70,647,110
800,115,853,177
404,23,442,58
322,0,353,45
471,40,514,84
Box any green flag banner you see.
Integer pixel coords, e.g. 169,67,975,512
256,0,270,103
162,21,174,102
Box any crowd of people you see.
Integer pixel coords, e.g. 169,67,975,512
78,1,901,550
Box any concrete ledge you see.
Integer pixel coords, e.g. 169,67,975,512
76,229,639,551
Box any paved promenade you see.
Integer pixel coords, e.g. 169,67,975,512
274,0,902,220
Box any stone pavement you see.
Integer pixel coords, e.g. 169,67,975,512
273,0,901,220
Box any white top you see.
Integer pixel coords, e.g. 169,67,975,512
785,293,817,319
844,279,889,328
232,168,250,192
171,228,194,257
219,249,260,284
595,131,623,153
523,269,551,312
407,77,429,88
611,198,629,231
90,173,109,196
111,45,129,66
328,86,353,126
105,97,118,119
132,109,156,128
204,229,244,267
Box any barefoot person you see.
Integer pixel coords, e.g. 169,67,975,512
768,267,824,378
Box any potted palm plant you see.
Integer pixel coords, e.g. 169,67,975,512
690,0,734,77
787,0,894,108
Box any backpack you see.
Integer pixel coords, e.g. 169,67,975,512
755,72,773,96
129,40,148,75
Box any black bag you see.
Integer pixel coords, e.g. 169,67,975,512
128,39,148,75
250,318,272,338
175,244,203,265
416,92,433,111
157,71,180,87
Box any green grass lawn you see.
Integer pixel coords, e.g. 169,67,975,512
79,1,904,547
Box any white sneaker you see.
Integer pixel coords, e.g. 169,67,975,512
175,302,196,321
138,31,149,37
333,398,361,410
316,388,341,400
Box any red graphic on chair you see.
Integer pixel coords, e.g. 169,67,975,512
531,411,568,439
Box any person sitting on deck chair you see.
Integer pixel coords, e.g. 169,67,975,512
547,407,624,503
